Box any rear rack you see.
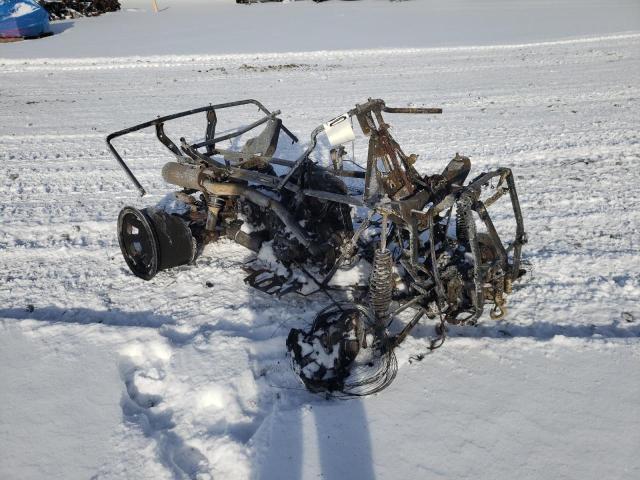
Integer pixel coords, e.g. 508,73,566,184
106,99,298,196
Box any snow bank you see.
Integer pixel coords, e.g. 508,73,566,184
0,0,638,58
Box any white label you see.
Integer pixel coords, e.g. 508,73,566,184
323,113,355,146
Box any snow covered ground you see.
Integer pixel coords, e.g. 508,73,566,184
1,1,640,479
1,0,640,58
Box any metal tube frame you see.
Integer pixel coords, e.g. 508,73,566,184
106,99,298,196
107,98,524,288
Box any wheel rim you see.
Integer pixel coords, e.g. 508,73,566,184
117,207,159,280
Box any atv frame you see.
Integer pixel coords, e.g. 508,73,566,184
108,98,526,395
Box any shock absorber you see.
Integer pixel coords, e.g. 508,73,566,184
205,195,225,237
202,195,225,244
369,215,394,329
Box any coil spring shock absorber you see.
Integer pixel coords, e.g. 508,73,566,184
369,215,394,330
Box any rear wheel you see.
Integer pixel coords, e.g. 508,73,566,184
118,207,160,280
117,206,196,280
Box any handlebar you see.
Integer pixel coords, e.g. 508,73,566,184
277,99,442,191
383,106,442,114
350,98,442,116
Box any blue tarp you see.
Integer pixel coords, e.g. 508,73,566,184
0,0,49,38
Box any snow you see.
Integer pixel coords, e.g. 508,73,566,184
256,241,294,279
328,258,371,287
260,341,640,480
1,0,640,479
0,0,639,58
154,192,187,214
0,324,123,479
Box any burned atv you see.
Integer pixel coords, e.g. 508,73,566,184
108,98,526,396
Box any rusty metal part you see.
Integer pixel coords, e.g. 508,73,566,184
162,161,321,256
